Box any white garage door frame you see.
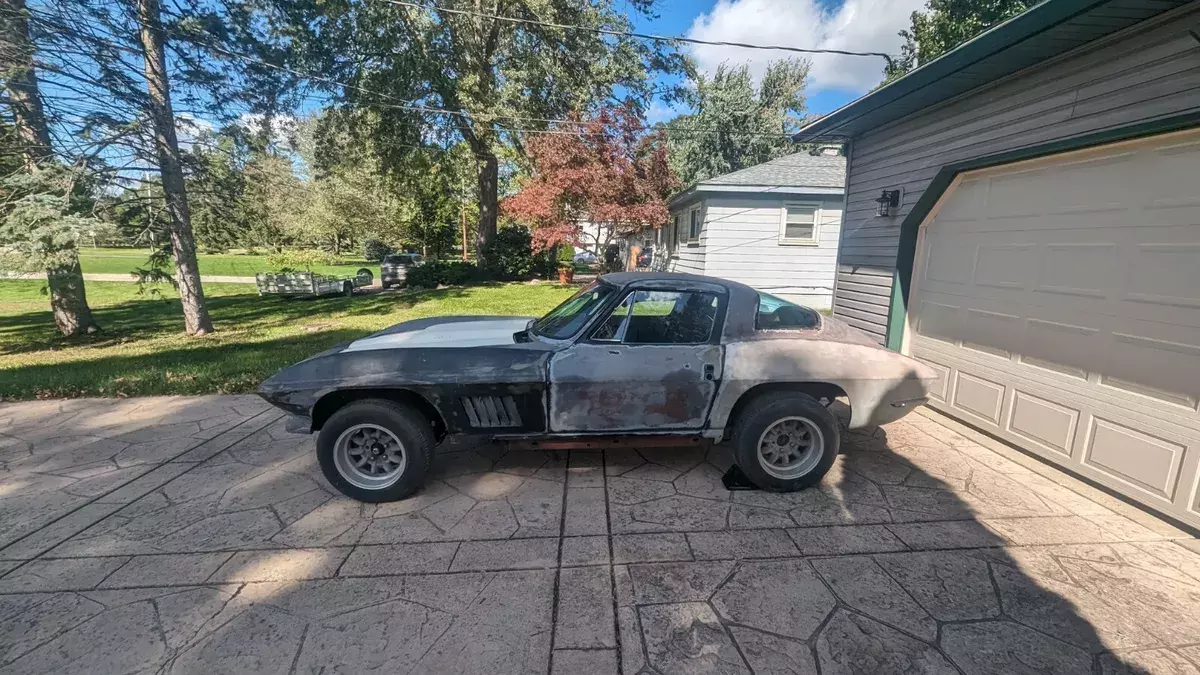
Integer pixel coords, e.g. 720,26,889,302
901,127,1200,529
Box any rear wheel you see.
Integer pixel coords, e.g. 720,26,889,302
730,392,839,491
316,399,433,502
342,281,353,297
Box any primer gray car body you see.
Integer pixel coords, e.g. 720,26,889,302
258,272,937,438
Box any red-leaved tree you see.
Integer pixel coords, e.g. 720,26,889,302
503,105,678,252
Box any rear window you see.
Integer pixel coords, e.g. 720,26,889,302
755,293,820,330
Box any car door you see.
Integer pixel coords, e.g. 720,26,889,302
548,287,725,432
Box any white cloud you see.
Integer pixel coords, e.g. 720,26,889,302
686,0,924,94
645,99,684,125
238,112,300,148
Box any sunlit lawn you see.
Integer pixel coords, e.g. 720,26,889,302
0,279,576,400
76,247,373,277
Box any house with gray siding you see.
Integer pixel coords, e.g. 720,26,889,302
644,150,846,309
795,0,1200,528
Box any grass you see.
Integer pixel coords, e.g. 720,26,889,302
0,279,576,400
76,247,373,277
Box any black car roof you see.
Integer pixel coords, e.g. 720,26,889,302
598,271,760,341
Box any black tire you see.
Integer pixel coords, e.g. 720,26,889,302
730,392,839,491
342,281,353,297
316,399,434,502
355,268,374,286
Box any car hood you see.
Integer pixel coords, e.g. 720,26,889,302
342,316,535,353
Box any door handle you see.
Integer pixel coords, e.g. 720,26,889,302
703,364,715,380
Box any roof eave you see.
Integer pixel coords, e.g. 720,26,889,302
792,0,1109,142
668,183,843,207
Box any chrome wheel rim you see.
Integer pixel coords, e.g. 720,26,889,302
333,424,407,490
756,416,824,480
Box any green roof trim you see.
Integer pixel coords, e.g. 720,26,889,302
794,0,1188,141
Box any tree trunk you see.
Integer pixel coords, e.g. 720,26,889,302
47,261,98,335
460,202,469,261
475,152,498,264
1,0,99,337
136,0,213,335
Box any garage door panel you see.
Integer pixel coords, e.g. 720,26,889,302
974,244,1035,289
923,359,951,402
1105,332,1200,401
910,129,1200,528
985,151,1134,218
1035,243,1115,299
1083,416,1186,501
1007,390,1078,457
1125,243,1200,309
951,372,1006,425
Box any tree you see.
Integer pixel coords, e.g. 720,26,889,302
272,0,682,265
185,126,252,252
885,0,1035,81
503,105,677,253
135,0,212,334
666,59,808,186
17,0,295,334
0,0,98,336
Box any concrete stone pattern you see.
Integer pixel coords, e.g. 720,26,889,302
0,397,1198,674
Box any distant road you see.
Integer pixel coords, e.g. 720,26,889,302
3,272,257,284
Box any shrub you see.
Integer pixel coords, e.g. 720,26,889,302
556,243,575,267
266,249,337,272
404,260,482,288
481,225,545,280
363,238,392,262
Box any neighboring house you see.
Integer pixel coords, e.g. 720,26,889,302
571,220,612,257
795,0,1200,528
646,150,846,310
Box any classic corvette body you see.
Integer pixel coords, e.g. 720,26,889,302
259,272,937,501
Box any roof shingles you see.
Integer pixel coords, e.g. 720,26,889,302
698,152,846,190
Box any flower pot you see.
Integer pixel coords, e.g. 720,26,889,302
557,267,575,283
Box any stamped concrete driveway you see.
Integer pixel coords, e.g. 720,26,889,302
1,396,1199,674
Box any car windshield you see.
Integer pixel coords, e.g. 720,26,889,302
531,281,615,339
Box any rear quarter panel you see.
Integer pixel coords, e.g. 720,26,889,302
711,339,933,430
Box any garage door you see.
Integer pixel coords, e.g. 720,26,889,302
908,128,1200,528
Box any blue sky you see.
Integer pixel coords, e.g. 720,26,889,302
630,0,925,123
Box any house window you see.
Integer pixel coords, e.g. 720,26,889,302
687,205,702,243
676,212,688,246
780,203,820,245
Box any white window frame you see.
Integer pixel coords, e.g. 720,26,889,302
686,204,702,244
778,202,821,246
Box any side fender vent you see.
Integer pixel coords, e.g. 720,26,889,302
461,396,523,428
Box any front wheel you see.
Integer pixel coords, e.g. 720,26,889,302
730,392,839,491
316,399,434,502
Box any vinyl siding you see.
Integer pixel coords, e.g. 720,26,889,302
701,196,841,309
835,3,1200,343
661,201,706,274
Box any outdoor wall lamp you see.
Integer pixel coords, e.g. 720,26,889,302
875,189,901,217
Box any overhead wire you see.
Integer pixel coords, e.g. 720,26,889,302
376,0,896,68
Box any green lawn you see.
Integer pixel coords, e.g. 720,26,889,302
77,247,373,277
0,280,576,400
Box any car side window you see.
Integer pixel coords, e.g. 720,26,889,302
592,290,719,344
591,294,634,342
756,292,820,330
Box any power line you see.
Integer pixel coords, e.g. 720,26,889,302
27,5,804,143
377,0,896,67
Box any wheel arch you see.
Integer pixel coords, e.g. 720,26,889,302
720,381,850,440
311,388,447,440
